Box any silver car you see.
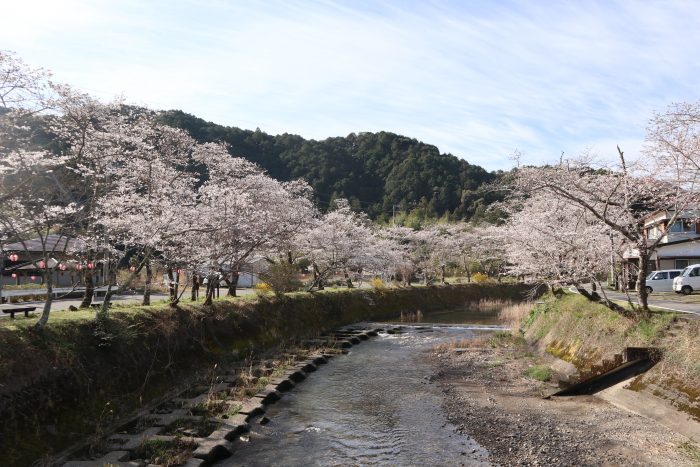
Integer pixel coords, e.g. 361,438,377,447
645,269,683,294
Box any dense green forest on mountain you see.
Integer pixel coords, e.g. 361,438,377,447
160,110,505,222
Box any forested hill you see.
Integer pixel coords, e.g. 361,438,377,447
160,110,503,221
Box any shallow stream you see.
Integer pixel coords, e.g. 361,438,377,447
224,308,504,466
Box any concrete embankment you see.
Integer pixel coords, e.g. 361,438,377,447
0,283,529,466
525,293,700,442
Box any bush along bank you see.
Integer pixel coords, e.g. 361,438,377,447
522,292,700,421
0,283,530,466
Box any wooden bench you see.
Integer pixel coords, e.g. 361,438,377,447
1,306,37,318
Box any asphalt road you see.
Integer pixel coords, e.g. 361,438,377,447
573,286,700,317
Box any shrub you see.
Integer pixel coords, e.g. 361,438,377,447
253,282,272,296
369,277,386,290
472,272,489,283
258,262,302,296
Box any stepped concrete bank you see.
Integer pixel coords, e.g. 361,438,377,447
0,283,530,466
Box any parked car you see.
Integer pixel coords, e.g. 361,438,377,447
672,264,700,295
645,269,683,293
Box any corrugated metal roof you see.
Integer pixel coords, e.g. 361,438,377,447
2,235,87,254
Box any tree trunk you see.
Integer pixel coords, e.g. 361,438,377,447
33,267,53,330
575,285,631,316
227,271,240,297
204,274,216,305
313,263,324,290
636,251,650,312
191,274,199,301
80,267,94,308
344,268,353,288
441,265,446,284
167,267,177,302
142,258,152,306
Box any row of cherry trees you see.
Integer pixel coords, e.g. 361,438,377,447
1,51,497,329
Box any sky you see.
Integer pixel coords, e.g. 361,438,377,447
3,0,700,171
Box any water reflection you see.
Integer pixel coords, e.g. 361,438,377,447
393,305,504,326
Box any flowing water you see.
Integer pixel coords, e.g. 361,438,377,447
224,308,504,466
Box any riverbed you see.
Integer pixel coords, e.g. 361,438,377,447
223,323,499,466
221,305,695,466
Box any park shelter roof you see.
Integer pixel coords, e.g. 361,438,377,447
2,235,87,254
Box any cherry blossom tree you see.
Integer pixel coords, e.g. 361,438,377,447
0,50,52,113
441,224,481,282
501,192,628,309
0,50,81,328
301,199,378,291
193,144,315,302
509,149,696,312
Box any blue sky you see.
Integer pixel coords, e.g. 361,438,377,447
3,0,700,170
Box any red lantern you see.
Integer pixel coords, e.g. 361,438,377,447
30,275,36,281
130,266,136,272
87,262,94,270
9,253,18,262
77,264,83,271
38,260,46,269
59,264,67,271
11,273,17,278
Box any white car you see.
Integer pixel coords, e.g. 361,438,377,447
645,269,683,294
672,264,700,295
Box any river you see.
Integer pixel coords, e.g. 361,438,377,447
223,309,504,466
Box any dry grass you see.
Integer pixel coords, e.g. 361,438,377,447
399,310,423,322
475,298,512,312
656,319,700,387
498,301,534,334
432,335,491,352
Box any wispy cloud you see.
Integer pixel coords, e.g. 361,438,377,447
3,0,700,170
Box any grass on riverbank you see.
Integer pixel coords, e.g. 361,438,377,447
522,293,700,381
522,293,676,369
654,318,700,386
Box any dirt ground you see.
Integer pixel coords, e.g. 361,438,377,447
428,339,700,466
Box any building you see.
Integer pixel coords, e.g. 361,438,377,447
237,257,268,288
621,209,700,289
1,234,108,287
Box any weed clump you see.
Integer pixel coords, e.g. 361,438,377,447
131,438,197,466
524,365,552,382
369,277,386,290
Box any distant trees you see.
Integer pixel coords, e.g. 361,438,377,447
159,111,498,221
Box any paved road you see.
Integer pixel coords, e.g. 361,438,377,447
572,286,700,317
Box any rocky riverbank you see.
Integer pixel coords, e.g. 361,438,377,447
429,334,699,466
